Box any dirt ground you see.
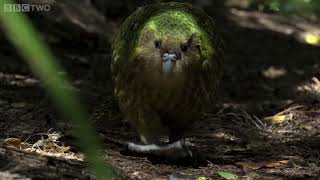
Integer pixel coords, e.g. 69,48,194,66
0,2,320,179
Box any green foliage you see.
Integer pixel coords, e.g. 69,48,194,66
197,176,207,180
250,0,320,20
217,171,238,180
0,0,114,179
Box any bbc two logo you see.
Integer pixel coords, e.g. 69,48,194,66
3,4,51,12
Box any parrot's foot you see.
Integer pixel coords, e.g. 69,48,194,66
127,141,192,159
120,141,205,167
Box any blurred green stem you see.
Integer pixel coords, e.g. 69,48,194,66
0,0,113,179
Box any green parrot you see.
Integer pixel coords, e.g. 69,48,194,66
112,2,223,160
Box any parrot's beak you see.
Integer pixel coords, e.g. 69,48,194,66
162,52,177,74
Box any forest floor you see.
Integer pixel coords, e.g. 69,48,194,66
0,3,320,179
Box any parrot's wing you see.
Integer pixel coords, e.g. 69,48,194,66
196,8,224,106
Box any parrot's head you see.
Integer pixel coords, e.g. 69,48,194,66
133,10,212,80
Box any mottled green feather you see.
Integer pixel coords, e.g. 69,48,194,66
111,2,223,143
112,2,222,68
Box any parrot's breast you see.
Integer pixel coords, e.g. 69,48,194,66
111,2,223,138
114,68,207,131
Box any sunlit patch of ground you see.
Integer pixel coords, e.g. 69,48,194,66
4,131,83,161
229,8,320,47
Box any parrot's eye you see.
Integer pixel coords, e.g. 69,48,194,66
196,44,201,50
154,40,161,48
181,44,188,52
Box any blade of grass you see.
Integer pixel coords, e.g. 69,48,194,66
0,1,114,179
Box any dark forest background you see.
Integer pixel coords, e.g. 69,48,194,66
0,0,319,179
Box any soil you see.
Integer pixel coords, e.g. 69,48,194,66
0,3,320,180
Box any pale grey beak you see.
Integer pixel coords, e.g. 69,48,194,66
162,53,177,74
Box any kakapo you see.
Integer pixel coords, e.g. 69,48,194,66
112,2,223,159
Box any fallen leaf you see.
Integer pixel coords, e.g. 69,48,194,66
237,159,289,170
300,125,313,130
264,160,289,168
50,143,71,153
197,176,206,180
264,114,292,124
217,171,237,180
4,138,21,147
236,162,262,170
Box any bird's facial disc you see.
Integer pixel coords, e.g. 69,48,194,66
162,52,177,74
